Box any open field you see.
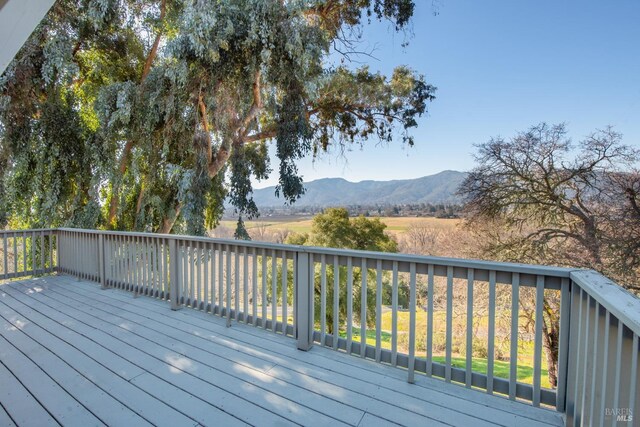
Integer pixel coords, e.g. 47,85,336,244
218,216,461,237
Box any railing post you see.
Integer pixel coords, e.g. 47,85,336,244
99,233,107,289
556,278,571,412
169,238,181,311
295,251,313,351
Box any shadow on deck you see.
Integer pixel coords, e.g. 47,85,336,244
0,275,563,426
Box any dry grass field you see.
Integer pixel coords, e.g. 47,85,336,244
218,216,461,238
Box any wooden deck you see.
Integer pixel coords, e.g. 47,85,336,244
0,275,563,427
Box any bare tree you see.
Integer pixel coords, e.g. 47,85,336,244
403,223,442,255
250,222,271,242
458,123,640,387
272,229,292,244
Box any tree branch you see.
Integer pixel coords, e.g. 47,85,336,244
240,69,263,138
141,0,167,83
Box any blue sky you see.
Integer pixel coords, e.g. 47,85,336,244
256,0,640,188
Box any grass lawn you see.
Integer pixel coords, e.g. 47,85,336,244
332,310,551,389
269,308,551,388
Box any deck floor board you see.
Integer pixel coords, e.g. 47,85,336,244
0,276,564,427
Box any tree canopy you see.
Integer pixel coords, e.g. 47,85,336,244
307,207,398,252
459,123,640,291
0,0,435,237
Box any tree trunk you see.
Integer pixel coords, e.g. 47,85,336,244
157,203,181,234
542,299,560,388
107,0,166,227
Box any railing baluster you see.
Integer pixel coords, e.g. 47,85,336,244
425,265,434,377
204,243,209,312
333,256,340,350
197,242,203,309
219,246,224,316
243,247,249,322
40,230,45,273
629,333,638,423
391,261,398,366
140,236,153,296
153,238,159,297
251,247,258,326
98,234,105,289
293,253,298,339
210,243,222,314
104,235,110,286
31,230,35,275
50,231,54,271
143,236,149,295
72,232,76,275
346,257,353,355
445,265,453,383
146,237,152,296
226,245,232,325
148,237,154,296
128,236,138,293
612,317,624,426
588,302,601,423
509,272,520,400
571,287,585,424
533,275,544,406
76,232,79,275
182,241,188,304
556,278,571,411
113,235,118,286
598,310,611,426
487,270,496,394
191,243,196,307
282,251,287,330
271,251,277,332
579,294,592,422
261,248,267,327
320,254,327,346
169,238,179,310
131,236,137,292
115,236,124,289
13,232,18,277
122,235,127,288
131,235,137,291
121,235,126,288
22,231,26,274
185,241,191,305
360,257,367,358
3,232,7,278
408,262,417,384
234,246,240,322
466,268,474,388
375,259,382,363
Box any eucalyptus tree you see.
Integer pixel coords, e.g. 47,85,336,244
0,0,434,236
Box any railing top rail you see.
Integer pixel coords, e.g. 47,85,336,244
0,228,57,233
56,227,575,278
570,269,640,336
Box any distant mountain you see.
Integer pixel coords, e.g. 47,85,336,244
251,170,467,207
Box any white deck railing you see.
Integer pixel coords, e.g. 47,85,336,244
1,228,638,425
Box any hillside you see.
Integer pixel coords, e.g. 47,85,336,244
251,170,466,207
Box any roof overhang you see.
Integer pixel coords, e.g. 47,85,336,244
0,0,56,75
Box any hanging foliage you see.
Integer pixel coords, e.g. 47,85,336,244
0,0,435,236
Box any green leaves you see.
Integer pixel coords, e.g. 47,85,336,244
0,0,433,236
310,207,398,252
